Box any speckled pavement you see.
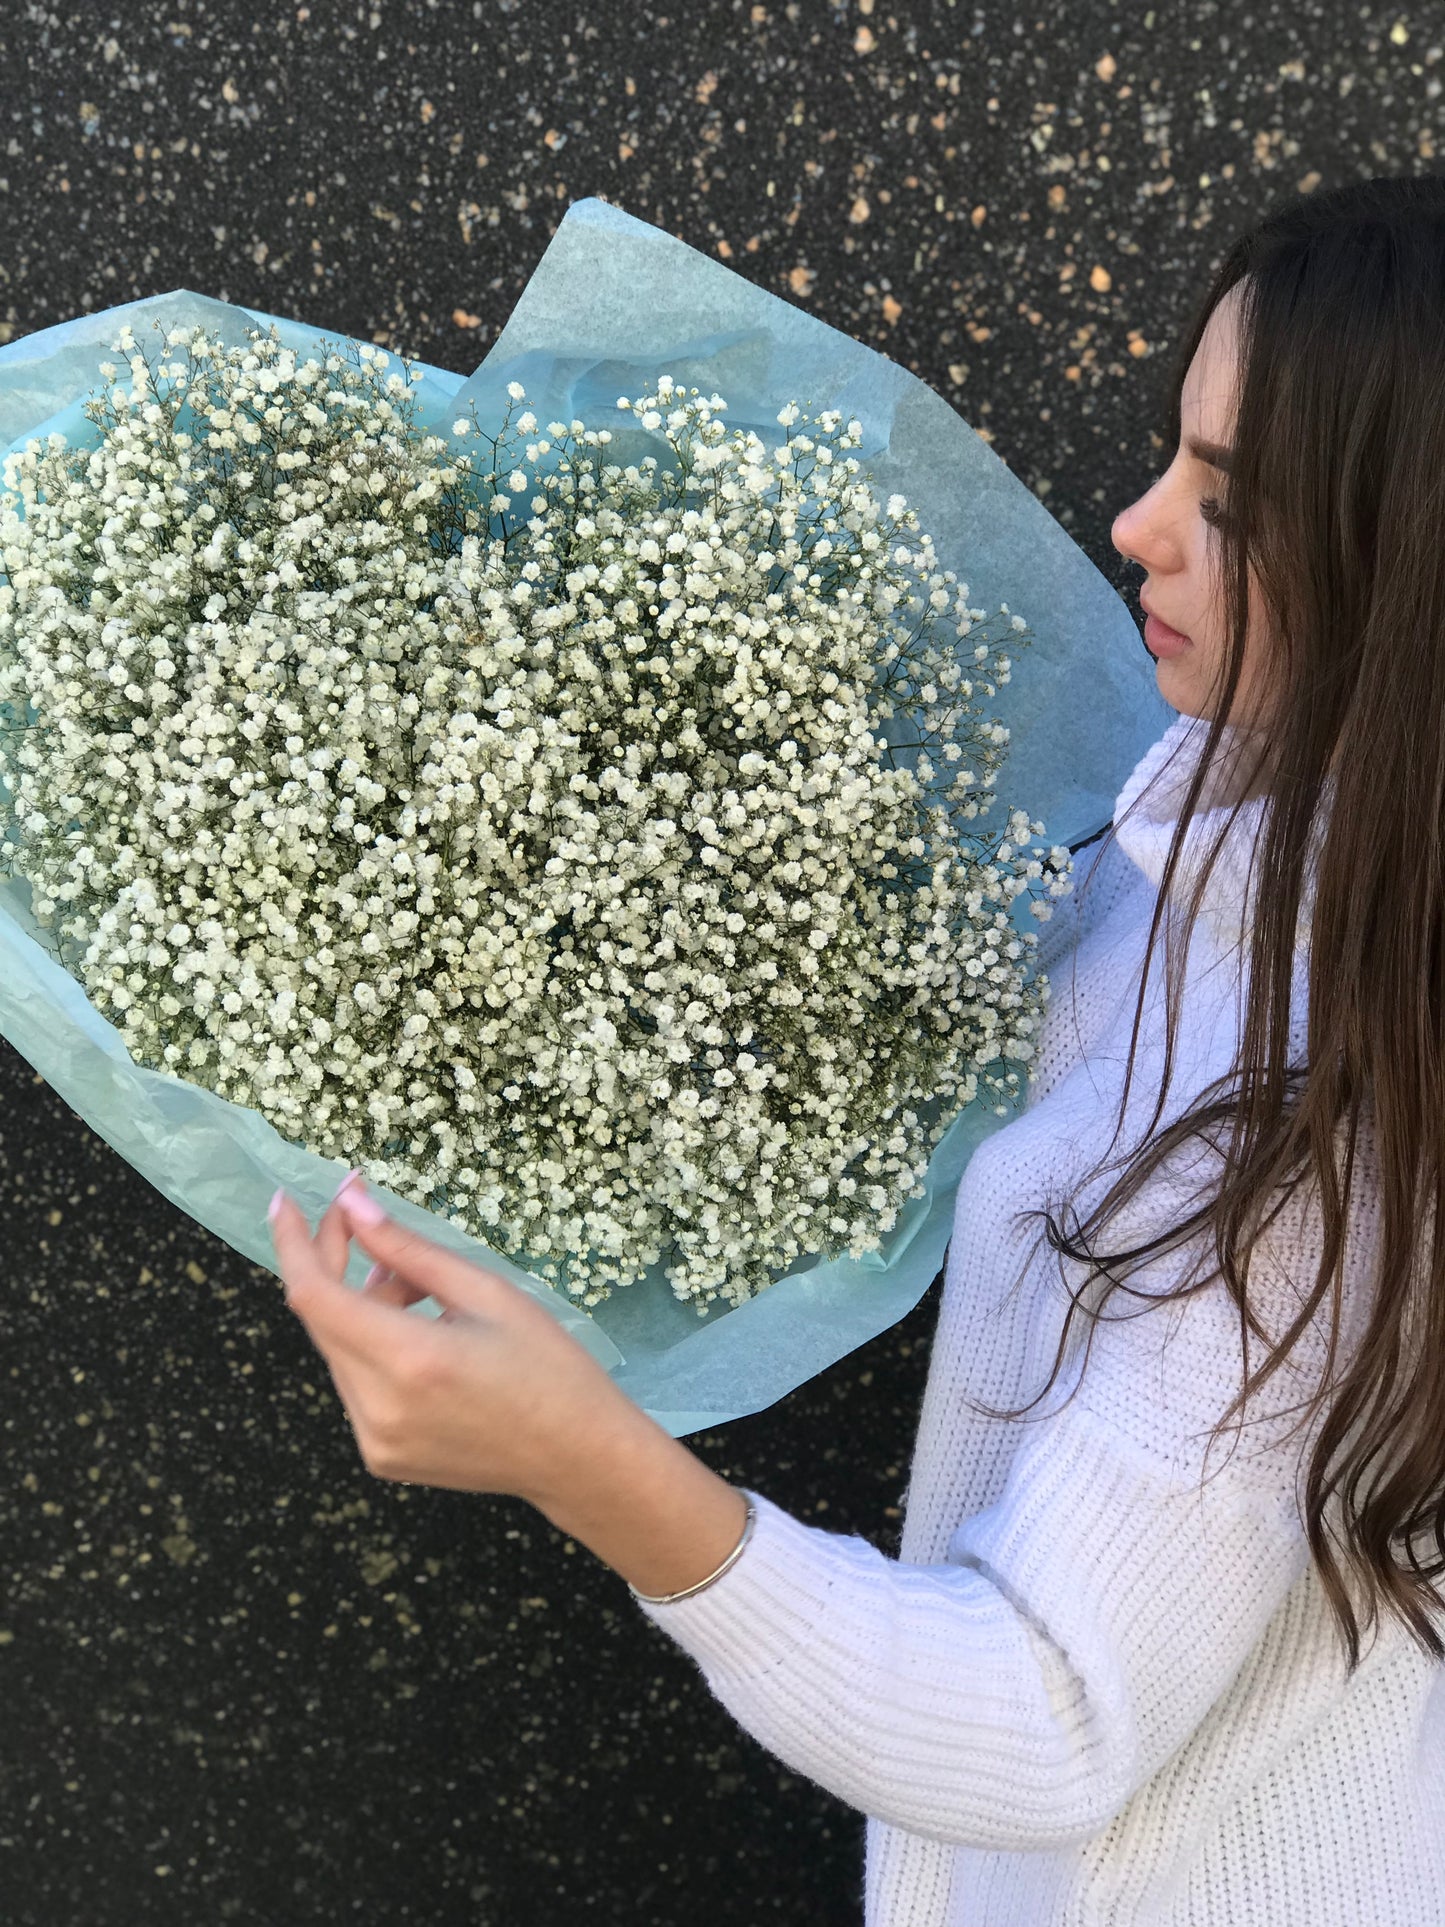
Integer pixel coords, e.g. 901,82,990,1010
0,4,1438,1922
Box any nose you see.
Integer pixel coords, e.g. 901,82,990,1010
1110,493,1151,568
1110,476,1174,574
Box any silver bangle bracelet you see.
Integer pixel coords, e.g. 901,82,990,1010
628,1492,758,1606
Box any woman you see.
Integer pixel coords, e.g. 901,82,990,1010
275,174,1445,1923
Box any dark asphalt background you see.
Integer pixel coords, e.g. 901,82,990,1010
0,3,1438,1923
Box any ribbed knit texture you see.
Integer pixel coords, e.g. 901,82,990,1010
631,712,1445,1925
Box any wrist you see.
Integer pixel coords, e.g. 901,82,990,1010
534,1401,752,1600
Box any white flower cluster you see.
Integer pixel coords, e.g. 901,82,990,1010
0,323,1073,1311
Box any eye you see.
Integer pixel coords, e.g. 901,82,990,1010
1199,495,1227,528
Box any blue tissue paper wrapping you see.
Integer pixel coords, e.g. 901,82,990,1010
0,196,1173,1435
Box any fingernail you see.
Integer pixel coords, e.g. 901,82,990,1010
339,1181,387,1228
268,1189,285,1223
363,1262,392,1289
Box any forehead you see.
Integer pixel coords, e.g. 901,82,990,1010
1181,283,1243,443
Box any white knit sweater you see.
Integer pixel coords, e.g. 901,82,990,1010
631,711,1445,1925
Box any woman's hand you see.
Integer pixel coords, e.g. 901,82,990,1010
270,1169,642,1512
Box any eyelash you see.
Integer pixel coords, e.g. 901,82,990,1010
1200,495,1227,527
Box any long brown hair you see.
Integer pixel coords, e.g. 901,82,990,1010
980,173,1445,1677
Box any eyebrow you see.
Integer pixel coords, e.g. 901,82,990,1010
1188,436,1235,473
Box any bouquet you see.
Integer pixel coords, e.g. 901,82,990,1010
0,197,1173,1430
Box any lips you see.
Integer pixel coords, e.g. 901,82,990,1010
1140,596,1189,640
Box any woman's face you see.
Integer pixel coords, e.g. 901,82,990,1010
1110,282,1273,734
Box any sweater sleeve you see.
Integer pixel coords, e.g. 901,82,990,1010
631,1424,1307,1850
629,1194,1338,1851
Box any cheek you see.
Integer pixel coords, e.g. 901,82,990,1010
1204,564,1268,661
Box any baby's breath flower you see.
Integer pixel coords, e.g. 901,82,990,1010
0,327,1070,1315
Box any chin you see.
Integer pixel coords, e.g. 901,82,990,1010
1157,684,1213,725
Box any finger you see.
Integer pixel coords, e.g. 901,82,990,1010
269,1187,310,1283
335,1177,506,1317
273,1187,424,1354
315,1176,357,1281
270,1191,347,1362
361,1260,420,1308
269,1186,344,1303
362,1266,462,1329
